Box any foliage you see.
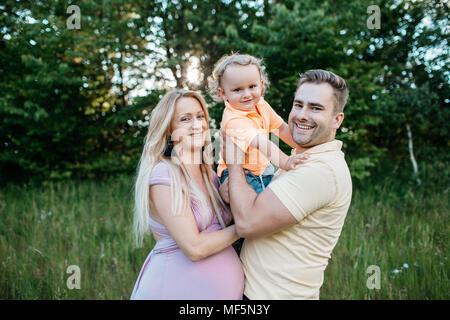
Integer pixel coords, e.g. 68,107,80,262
0,0,448,183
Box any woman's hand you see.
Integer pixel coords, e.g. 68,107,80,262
219,178,230,204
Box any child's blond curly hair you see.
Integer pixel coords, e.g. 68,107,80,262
208,53,270,102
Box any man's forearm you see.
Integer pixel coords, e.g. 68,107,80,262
227,165,258,236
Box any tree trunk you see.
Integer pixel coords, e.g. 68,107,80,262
406,123,421,185
118,51,128,108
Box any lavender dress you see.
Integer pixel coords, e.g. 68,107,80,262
130,162,244,300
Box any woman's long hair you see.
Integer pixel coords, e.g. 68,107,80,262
133,89,229,247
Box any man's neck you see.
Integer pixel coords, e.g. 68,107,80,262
295,146,309,154
295,137,336,154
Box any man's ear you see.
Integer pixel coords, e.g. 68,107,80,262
334,112,344,130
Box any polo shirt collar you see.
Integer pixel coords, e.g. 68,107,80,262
303,140,343,155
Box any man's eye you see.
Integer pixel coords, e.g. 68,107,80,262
313,107,321,111
295,104,303,108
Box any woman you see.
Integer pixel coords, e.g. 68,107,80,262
131,89,244,299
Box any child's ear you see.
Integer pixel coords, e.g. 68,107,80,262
218,87,225,99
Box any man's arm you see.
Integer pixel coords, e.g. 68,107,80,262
222,131,297,238
227,165,297,238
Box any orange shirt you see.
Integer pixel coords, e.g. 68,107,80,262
218,97,284,177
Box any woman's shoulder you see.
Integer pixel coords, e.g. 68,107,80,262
150,161,171,186
153,161,169,173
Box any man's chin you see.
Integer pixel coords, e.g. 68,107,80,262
292,135,312,147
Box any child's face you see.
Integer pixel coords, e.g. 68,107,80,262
218,64,263,110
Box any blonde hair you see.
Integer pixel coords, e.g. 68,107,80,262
208,53,270,102
133,89,229,247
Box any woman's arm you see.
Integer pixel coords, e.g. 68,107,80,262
150,185,239,262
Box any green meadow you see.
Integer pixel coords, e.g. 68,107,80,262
0,166,448,299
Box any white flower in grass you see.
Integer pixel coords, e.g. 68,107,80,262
48,211,52,216
393,269,401,274
40,214,46,220
100,253,105,259
403,263,409,269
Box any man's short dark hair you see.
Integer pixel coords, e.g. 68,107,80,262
297,70,349,113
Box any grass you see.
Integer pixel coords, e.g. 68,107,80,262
0,170,448,299
0,177,154,299
321,183,448,299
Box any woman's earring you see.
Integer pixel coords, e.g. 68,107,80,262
164,136,174,157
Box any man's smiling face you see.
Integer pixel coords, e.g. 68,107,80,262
289,82,344,150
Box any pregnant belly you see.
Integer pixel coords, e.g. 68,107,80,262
133,245,244,300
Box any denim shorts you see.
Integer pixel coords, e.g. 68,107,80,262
219,164,274,195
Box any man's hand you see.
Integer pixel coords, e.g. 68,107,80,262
219,178,230,204
221,130,245,167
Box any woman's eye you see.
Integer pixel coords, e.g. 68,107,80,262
181,117,190,121
197,114,205,119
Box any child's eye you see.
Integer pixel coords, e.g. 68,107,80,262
233,88,241,92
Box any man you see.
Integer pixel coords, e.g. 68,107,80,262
221,69,352,299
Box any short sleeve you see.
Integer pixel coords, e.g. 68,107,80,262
224,118,263,152
261,100,284,132
268,160,337,221
149,162,171,186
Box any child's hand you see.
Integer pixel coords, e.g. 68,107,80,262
282,154,309,171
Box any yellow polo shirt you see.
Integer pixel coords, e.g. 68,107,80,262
240,140,352,299
217,97,284,177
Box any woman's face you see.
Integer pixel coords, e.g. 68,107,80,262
170,96,208,155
